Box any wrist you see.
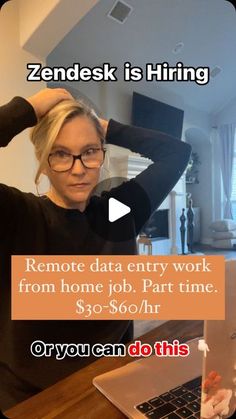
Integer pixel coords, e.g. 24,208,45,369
26,97,40,120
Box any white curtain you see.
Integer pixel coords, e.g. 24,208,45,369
218,124,236,219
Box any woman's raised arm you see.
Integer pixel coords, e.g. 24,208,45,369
0,88,73,147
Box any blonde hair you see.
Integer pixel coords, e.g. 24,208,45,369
30,99,105,185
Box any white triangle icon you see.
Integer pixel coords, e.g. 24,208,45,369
108,198,131,222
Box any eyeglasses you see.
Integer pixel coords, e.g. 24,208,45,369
48,148,106,172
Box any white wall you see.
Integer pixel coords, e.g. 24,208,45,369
19,0,59,51
214,97,236,125
19,0,99,60
0,1,45,193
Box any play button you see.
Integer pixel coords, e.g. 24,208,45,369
108,198,131,222
86,176,151,243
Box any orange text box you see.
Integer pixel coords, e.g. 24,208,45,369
11,255,225,320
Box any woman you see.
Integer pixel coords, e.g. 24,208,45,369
0,88,191,410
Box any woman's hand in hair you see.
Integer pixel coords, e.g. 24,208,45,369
26,88,73,119
98,118,109,138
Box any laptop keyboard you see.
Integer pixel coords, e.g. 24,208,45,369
135,376,201,419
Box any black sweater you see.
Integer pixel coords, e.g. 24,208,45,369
0,97,191,404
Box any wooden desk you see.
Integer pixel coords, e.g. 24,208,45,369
5,320,203,419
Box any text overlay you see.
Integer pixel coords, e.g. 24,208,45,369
11,255,225,320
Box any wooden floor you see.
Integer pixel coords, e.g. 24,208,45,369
134,244,235,338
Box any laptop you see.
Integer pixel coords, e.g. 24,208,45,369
93,259,236,419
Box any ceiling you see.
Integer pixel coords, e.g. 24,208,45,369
48,0,236,115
